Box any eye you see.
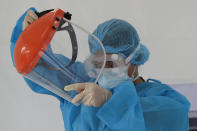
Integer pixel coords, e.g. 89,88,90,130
105,61,114,68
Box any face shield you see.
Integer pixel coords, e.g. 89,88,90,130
14,9,106,105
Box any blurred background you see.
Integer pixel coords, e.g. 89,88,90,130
1,0,197,130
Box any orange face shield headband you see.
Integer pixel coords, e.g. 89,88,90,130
14,9,77,75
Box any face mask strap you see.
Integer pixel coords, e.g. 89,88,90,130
133,74,140,81
125,43,141,64
130,65,140,82
129,65,136,81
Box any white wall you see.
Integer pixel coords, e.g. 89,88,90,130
1,0,197,131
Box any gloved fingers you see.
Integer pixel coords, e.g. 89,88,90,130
27,10,38,20
22,10,38,31
22,21,29,31
26,15,35,24
85,96,100,107
71,91,85,104
83,95,93,106
22,20,33,30
83,94,93,106
64,83,88,92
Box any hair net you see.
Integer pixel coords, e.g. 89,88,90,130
88,19,150,66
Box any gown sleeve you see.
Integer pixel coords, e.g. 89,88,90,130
139,81,190,131
96,80,190,131
96,81,146,131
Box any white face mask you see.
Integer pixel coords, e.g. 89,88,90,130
98,65,136,89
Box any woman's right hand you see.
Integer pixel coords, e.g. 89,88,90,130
22,10,38,31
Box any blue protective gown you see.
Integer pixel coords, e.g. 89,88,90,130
10,8,190,131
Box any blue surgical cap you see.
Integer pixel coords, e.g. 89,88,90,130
88,19,150,66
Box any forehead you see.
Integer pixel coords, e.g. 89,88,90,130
95,51,121,58
94,51,112,56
